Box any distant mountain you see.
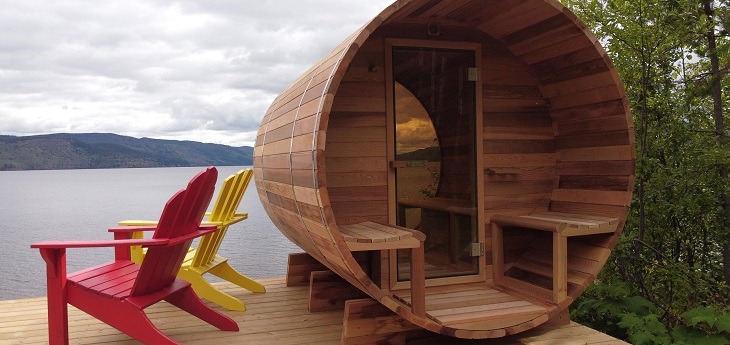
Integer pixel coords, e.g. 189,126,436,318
0,133,253,171
396,146,441,162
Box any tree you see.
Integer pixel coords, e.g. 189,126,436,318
699,0,730,290
563,0,730,342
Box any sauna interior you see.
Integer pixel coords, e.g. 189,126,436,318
254,0,635,339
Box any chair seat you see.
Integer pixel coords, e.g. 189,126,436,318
68,261,141,300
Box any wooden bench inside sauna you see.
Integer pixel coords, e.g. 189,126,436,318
254,0,635,341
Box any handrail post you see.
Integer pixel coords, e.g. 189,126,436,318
410,241,426,317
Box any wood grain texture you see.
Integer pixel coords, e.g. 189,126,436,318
309,270,368,312
254,0,634,339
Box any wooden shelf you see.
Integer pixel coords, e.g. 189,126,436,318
491,212,619,304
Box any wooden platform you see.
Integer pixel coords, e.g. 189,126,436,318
394,282,549,331
0,277,627,344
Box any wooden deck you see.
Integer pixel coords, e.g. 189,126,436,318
0,277,628,344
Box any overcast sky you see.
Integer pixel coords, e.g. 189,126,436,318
0,0,394,147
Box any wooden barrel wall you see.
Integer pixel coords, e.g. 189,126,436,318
254,0,634,338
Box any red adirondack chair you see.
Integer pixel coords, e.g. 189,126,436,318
31,167,239,345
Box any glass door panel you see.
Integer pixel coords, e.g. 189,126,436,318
392,46,478,282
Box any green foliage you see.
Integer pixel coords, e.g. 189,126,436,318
679,307,730,340
419,167,439,198
671,327,729,345
561,0,730,338
618,314,671,345
572,282,662,341
562,1,730,344
572,283,730,344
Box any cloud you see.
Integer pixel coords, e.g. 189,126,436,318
0,0,393,146
394,83,439,155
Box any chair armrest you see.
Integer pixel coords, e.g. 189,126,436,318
201,213,248,227
33,224,216,249
202,213,248,226
116,220,159,227
167,225,218,245
200,221,224,227
203,212,247,217
108,225,157,234
227,213,249,225
31,238,169,249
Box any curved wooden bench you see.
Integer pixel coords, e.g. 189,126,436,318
340,221,424,251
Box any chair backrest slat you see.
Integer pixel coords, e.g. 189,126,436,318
192,169,252,267
130,167,217,296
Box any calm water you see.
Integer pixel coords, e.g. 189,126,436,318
0,166,300,300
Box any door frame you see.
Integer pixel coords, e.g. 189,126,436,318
385,38,486,290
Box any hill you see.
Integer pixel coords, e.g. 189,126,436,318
0,133,253,171
396,146,441,162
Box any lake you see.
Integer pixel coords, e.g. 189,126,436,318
0,166,300,300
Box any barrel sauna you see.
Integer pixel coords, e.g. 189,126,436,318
254,0,635,339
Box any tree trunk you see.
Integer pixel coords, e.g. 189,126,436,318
702,0,730,286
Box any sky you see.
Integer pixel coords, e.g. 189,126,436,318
395,83,438,155
0,0,394,147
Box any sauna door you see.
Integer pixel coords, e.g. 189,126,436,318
387,40,484,287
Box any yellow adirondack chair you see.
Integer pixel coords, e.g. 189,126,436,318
119,168,265,311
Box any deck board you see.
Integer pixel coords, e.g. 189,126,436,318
0,277,627,344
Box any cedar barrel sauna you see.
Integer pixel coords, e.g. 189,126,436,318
254,0,635,340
